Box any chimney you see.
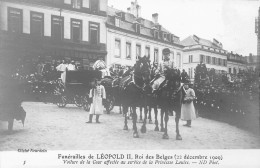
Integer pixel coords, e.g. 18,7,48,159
127,7,131,13
131,2,135,15
152,13,158,24
249,53,252,56
136,5,141,18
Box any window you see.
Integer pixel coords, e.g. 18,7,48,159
154,30,159,39
90,0,99,12
229,68,231,73
189,55,193,63
71,19,82,42
200,54,205,63
154,49,159,63
51,15,64,40
114,39,121,57
145,46,150,58
233,68,237,74
206,56,211,64
177,52,181,68
126,42,131,59
115,17,120,27
212,57,216,65
167,34,171,42
223,59,227,67
89,22,100,44
72,0,82,9
135,24,141,34
30,12,44,37
163,33,167,41
8,7,23,33
159,31,163,40
218,58,221,66
136,44,141,60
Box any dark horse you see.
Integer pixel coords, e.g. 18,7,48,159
151,68,183,140
119,57,150,138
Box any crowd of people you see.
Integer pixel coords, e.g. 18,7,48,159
10,56,259,120
193,63,259,120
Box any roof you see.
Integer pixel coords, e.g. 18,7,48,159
106,6,181,45
181,35,222,49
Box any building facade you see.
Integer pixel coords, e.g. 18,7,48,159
227,52,248,74
181,35,228,80
106,1,184,69
0,0,107,70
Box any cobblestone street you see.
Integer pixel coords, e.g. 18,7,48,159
1,102,260,150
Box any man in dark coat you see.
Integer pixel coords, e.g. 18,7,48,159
0,67,26,131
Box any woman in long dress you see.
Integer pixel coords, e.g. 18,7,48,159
86,79,106,123
181,83,196,127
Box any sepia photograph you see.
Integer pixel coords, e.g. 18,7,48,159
0,0,259,158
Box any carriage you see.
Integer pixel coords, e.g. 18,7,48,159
54,70,102,111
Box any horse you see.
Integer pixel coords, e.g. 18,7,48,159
119,57,151,138
152,68,182,140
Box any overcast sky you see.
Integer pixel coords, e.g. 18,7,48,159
108,0,260,55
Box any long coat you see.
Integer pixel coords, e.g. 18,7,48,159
0,76,26,123
89,85,106,115
181,87,196,121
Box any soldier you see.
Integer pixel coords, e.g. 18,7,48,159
159,48,174,73
181,69,189,83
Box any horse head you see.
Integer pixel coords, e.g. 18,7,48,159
163,68,181,91
134,57,151,85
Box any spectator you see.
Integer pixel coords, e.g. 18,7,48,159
181,82,196,127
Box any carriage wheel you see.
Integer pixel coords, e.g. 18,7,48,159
82,95,90,112
74,95,83,107
56,95,67,108
106,95,115,113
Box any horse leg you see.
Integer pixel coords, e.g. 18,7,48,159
162,109,169,139
132,106,139,138
154,106,159,131
8,118,14,131
175,110,182,140
119,104,122,114
160,109,165,132
148,106,152,124
127,107,131,120
141,105,147,133
123,106,128,130
139,106,143,122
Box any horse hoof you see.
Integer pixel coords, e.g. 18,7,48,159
154,127,159,131
141,126,146,133
162,134,169,139
160,128,165,132
133,132,139,138
149,120,153,124
123,125,128,130
176,134,182,140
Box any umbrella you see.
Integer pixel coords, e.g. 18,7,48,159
93,60,107,70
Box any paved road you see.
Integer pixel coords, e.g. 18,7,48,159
0,102,260,150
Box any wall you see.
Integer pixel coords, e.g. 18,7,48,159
0,1,107,43
227,61,247,74
106,28,183,68
182,49,228,79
